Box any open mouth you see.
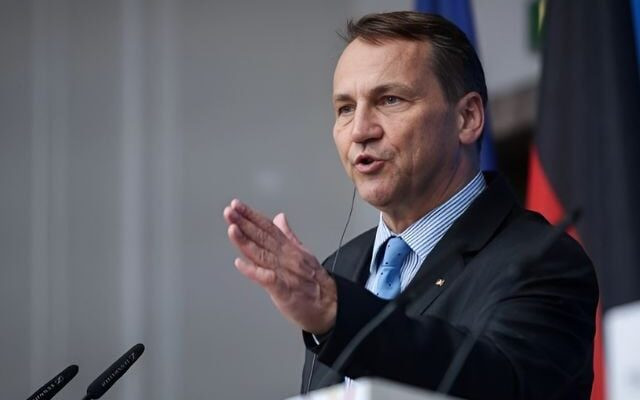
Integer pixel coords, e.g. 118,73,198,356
355,154,379,165
354,154,384,173
358,156,375,165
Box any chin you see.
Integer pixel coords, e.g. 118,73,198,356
355,183,394,209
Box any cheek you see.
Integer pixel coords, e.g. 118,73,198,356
403,131,444,175
400,130,428,164
404,144,427,180
333,130,350,162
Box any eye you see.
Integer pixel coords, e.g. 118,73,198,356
337,104,355,115
382,96,401,105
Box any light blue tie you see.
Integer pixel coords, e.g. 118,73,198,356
373,236,411,299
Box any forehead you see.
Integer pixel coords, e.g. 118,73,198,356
333,38,434,96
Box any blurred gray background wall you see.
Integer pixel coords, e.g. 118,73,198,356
0,0,538,399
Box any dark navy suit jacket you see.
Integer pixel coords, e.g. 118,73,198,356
301,173,598,400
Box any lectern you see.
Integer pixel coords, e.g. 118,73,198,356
285,378,462,400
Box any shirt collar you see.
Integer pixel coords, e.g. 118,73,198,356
369,172,487,273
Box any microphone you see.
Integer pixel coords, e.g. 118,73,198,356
322,209,581,392
82,343,145,400
26,364,79,400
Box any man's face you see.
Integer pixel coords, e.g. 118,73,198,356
332,38,462,216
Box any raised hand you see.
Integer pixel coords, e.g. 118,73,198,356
223,199,337,334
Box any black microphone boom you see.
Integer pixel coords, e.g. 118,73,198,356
26,364,79,400
82,343,145,400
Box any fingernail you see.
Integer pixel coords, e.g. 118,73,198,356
229,224,243,239
231,199,244,211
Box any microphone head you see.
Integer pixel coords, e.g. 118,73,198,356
27,364,79,400
85,343,145,399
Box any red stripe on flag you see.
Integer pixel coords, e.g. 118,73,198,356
525,147,563,222
526,146,605,400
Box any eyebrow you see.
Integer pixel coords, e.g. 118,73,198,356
332,83,416,103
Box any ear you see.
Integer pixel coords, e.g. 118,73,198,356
455,92,484,146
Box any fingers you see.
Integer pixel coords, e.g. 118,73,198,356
225,205,312,277
230,199,286,243
225,206,281,254
225,199,321,280
273,213,304,247
234,257,276,286
235,256,319,299
227,224,279,269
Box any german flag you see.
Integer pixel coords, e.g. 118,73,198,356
526,1,640,399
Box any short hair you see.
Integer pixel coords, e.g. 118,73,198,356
343,11,488,109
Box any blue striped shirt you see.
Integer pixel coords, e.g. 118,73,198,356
364,172,487,294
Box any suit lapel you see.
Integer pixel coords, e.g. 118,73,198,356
404,173,516,314
327,227,376,285
405,250,465,315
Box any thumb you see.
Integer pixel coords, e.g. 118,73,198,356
273,213,304,247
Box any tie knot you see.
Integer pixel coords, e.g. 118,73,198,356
381,236,411,269
372,236,411,299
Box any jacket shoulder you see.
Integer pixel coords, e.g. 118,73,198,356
320,227,376,280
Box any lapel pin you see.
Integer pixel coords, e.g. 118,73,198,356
435,278,445,287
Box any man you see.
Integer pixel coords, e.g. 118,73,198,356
223,12,598,400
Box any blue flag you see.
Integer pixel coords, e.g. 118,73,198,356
416,0,498,171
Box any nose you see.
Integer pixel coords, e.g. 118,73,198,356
351,104,383,144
